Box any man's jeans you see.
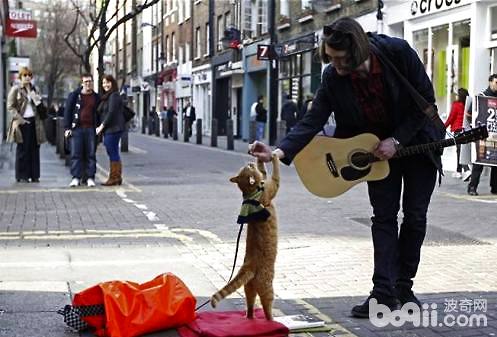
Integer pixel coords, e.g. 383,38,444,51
256,122,265,141
367,154,437,297
70,127,96,179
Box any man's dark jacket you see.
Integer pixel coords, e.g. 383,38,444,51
64,87,100,130
278,33,444,171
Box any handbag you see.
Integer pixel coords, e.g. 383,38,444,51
36,103,48,120
123,105,136,123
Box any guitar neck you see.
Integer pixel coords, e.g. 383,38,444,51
395,138,457,158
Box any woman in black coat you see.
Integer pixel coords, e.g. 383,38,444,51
96,74,125,186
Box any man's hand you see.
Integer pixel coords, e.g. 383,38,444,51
64,130,72,138
373,137,398,160
248,141,273,162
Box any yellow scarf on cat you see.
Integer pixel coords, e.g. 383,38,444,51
237,184,270,224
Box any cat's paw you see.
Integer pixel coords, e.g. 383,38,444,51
210,296,218,308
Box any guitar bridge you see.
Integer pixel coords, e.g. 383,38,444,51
326,153,339,177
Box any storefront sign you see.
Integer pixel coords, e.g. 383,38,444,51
410,0,465,17
278,33,317,58
6,9,37,38
475,95,497,167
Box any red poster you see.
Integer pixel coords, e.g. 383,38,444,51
5,18,37,38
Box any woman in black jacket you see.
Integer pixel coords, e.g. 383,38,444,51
96,74,125,186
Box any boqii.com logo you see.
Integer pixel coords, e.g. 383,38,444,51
369,298,488,328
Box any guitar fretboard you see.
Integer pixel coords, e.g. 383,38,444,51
395,138,457,158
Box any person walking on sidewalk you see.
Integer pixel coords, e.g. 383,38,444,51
249,17,444,318
6,67,47,183
255,95,267,141
64,74,100,187
467,74,497,196
183,101,196,137
445,88,471,180
166,106,177,137
281,94,298,134
96,74,125,186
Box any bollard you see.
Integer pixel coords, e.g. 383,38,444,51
196,119,202,145
55,117,61,154
121,125,129,152
142,116,147,134
183,118,189,142
211,119,218,147
276,120,287,145
172,117,178,140
57,118,65,159
226,119,234,151
249,120,257,143
155,115,160,137
162,119,168,138
148,116,154,135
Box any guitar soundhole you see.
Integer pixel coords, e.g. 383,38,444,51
341,166,372,181
349,151,371,170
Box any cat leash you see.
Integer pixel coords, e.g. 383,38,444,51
194,223,245,311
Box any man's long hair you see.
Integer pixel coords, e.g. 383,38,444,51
320,17,370,69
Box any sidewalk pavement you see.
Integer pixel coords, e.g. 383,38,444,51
1,134,496,337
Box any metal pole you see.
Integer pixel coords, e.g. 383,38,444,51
268,0,278,145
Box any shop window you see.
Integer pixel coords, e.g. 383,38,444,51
432,24,449,114
453,20,470,91
491,6,497,40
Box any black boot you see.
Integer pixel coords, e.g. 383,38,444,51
351,292,400,318
396,286,421,307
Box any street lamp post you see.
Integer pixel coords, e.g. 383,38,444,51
141,21,156,133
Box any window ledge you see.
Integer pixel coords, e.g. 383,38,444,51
194,0,202,5
194,57,201,61
325,4,342,13
277,22,291,30
297,15,314,24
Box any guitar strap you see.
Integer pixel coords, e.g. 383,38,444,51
369,41,446,133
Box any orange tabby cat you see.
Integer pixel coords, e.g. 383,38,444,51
210,154,280,320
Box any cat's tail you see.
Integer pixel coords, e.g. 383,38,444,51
210,265,255,308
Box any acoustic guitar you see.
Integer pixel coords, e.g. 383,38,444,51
293,125,489,198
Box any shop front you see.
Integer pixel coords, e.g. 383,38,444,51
386,0,496,118
277,32,320,119
242,42,269,141
192,64,212,135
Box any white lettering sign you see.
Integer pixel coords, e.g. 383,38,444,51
9,9,32,21
411,0,465,17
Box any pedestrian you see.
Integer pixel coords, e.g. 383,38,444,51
281,94,297,134
254,95,267,141
248,17,445,318
6,66,47,183
183,101,196,137
444,87,471,180
166,106,177,137
96,74,125,186
467,74,497,196
298,94,313,121
64,73,100,187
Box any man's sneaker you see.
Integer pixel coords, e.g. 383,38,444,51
351,292,400,318
69,178,80,187
396,287,421,307
462,171,472,182
451,172,462,178
87,178,96,187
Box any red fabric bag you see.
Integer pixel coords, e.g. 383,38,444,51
73,273,196,337
177,309,289,337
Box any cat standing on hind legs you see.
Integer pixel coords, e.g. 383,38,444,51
210,154,280,320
